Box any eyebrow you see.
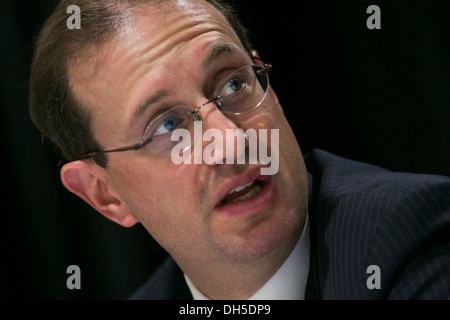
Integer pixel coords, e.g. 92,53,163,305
203,42,233,68
133,42,235,120
134,89,171,119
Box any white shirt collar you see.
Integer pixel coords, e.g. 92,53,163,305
184,214,310,300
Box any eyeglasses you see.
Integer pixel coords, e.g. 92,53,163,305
84,61,272,159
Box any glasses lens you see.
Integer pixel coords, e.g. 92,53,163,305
253,65,269,92
143,105,191,156
214,65,269,115
142,64,270,157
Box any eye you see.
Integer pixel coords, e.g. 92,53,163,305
215,67,253,100
219,77,245,97
153,115,179,137
143,107,189,143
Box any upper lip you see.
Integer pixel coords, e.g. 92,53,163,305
214,165,268,207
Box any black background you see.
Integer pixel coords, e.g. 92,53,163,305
1,0,449,299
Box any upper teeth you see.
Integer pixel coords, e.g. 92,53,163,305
228,181,254,195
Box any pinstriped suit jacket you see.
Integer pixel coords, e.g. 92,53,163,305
130,149,450,300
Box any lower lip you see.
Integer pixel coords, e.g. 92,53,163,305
214,176,276,217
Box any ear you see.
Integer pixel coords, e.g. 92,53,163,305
60,160,138,227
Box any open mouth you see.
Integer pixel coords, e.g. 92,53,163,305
218,179,266,206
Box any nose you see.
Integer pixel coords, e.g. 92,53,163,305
196,102,248,166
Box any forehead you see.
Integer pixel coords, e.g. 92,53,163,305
69,0,245,138
72,0,241,79
129,0,243,67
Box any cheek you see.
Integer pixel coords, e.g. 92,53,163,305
109,159,184,212
251,99,307,201
107,157,205,240
240,99,302,162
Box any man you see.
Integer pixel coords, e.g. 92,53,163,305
29,0,450,299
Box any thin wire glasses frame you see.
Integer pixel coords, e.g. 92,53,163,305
83,59,272,159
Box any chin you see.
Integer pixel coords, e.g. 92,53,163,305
211,209,302,264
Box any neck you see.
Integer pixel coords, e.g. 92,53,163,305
181,234,301,300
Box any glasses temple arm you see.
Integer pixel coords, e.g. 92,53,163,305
84,137,153,159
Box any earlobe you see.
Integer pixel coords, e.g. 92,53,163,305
60,161,138,227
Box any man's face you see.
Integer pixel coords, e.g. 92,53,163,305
69,0,308,269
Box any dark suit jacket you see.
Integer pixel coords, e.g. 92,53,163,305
130,149,450,300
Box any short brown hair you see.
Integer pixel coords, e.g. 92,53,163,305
29,0,252,167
